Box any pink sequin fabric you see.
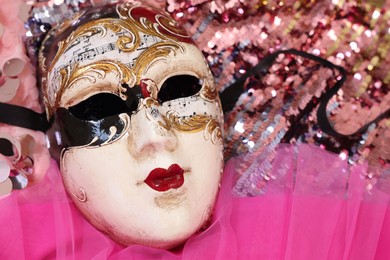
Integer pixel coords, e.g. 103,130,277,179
164,0,390,195
0,145,389,259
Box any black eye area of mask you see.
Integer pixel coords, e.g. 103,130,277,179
48,75,204,154
68,75,202,121
68,93,129,121
67,81,141,121
158,75,203,103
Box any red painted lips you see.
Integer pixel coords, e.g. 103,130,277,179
144,164,185,192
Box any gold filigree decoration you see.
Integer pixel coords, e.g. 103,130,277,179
117,3,189,45
117,35,136,52
144,99,171,135
158,116,172,132
148,81,159,100
104,22,140,53
201,76,218,101
143,97,160,108
167,112,209,132
167,111,222,144
38,50,47,74
117,3,163,39
53,60,135,111
134,42,181,81
153,115,172,136
204,119,223,145
155,14,190,38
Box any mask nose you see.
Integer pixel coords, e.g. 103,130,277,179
127,101,177,159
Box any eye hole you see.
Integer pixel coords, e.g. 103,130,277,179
158,75,203,103
68,93,128,121
0,138,14,156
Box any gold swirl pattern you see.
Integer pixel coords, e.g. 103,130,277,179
144,100,172,135
167,112,210,132
154,115,172,136
166,111,222,144
105,22,140,53
157,116,172,133
38,50,47,74
200,76,218,101
143,79,159,100
53,60,135,110
134,42,182,81
143,97,160,108
155,14,191,39
117,3,162,39
204,119,223,145
117,2,192,43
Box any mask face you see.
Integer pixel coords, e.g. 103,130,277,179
39,3,223,248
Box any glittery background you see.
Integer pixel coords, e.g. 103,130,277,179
0,0,389,196
165,0,390,195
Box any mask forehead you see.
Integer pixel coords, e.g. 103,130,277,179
40,2,205,116
42,2,222,152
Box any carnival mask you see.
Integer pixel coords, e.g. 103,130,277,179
39,2,223,248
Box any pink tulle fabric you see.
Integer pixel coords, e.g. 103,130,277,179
0,144,389,259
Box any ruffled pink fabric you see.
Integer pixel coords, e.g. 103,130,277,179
0,144,389,259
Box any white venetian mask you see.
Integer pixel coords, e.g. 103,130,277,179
39,2,224,248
